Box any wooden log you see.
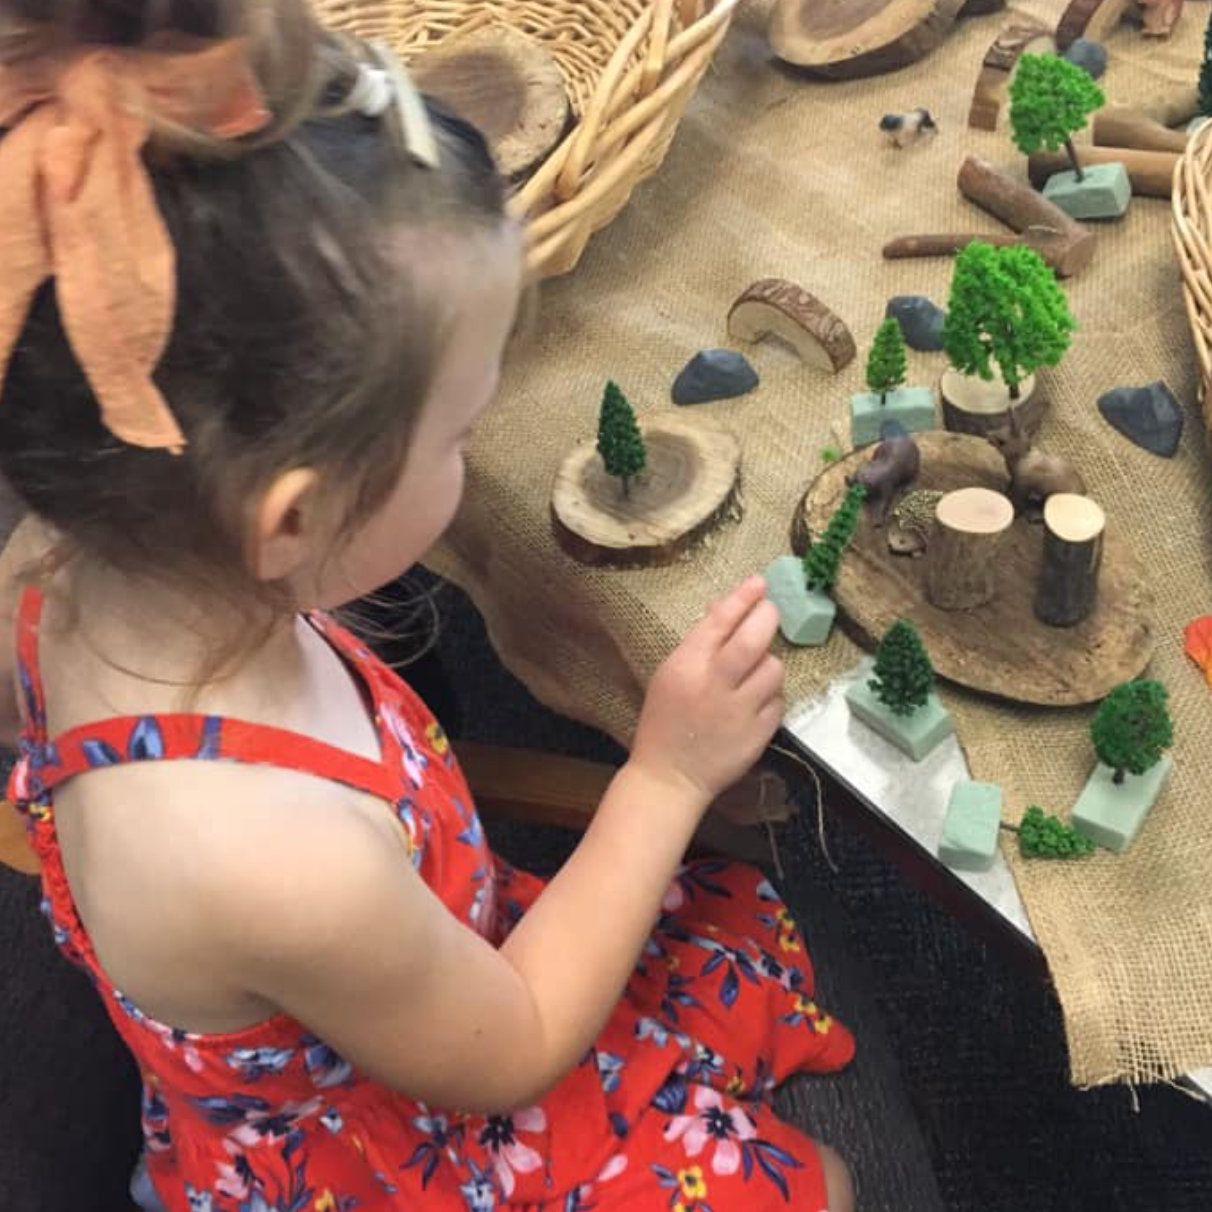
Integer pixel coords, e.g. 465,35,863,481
768,0,966,79
1093,108,1188,154
1034,494,1106,627
551,412,741,567
728,278,856,372
1027,146,1179,198
939,368,1048,439
1056,0,1132,50
883,225,1081,273
1134,84,1199,129
925,487,1016,610
1133,0,1184,38
959,0,1006,14
967,22,1053,131
957,155,1097,277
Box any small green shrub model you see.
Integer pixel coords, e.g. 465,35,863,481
1009,53,1105,181
943,241,1076,402
869,619,935,717
1091,680,1174,786
803,483,866,592
1018,806,1095,859
597,380,647,496
866,318,908,404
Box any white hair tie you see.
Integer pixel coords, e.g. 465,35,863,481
351,49,441,171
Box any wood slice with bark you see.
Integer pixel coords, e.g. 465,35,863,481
1035,493,1106,627
792,432,1153,705
940,368,1047,438
768,0,966,78
925,487,1015,610
728,279,856,372
411,28,570,181
967,22,1053,132
551,413,741,567
1027,147,1178,198
1056,0,1132,49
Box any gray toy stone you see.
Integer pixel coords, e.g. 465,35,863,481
1097,382,1184,458
1062,38,1107,80
885,295,946,352
672,349,759,405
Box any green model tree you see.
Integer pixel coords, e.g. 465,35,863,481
1017,806,1095,859
804,483,867,592
1091,679,1174,786
1008,53,1105,182
866,318,907,405
942,241,1076,402
869,619,935,717
1200,6,1212,118
597,380,647,497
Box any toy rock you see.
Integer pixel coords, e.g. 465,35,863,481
672,349,760,405
1062,37,1107,78
880,108,938,149
1096,382,1184,457
886,295,946,352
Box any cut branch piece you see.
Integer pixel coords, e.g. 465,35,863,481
925,487,1015,610
1027,146,1178,198
768,0,966,79
1035,493,1105,627
940,368,1047,438
411,27,570,181
958,155,1097,278
1056,0,1132,49
728,278,856,372
967,22,1053,131
551,412,741,567
884,225,1081,270
1094,107,1188,154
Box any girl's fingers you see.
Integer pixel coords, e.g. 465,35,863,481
693,578,769,651
720,601,780,684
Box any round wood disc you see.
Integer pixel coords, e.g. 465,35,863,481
939,369,1047,439
552,413,742,567
792,432,1154,706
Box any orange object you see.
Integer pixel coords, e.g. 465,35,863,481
0,39,271,452
1183,616,1212,686
0,799,39,875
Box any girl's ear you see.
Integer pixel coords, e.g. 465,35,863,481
250,468,322,583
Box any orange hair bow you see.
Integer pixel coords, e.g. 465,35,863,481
0,40,272,453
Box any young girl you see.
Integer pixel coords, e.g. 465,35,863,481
0,3,855,1210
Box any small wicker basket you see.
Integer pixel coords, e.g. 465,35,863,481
1173,119,1212,420
312,0,740,280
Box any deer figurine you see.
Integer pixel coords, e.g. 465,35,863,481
985,410,1086,519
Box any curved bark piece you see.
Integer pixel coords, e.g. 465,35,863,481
1056,0,1132,50
727,278,856,372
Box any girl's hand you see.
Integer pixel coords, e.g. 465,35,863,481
630,577,784,806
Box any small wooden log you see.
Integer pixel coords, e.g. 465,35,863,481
939,368,1047,438
925,488,1016,610
1134,85,1199,129
551,413,741,567
957,155,1097,277
1027,146,1178,198
959,0,1006,14
1094,108,1188,154
411,28,570,181
1132,0,1184,38
728,278,856,372
1056,0,1132,49
768,0,966,78
1035,494,1106,627
884,225,1081,274
967,22,1053,132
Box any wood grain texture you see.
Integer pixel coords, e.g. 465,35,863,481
1034,494,1106,627
728,278,856,372
940,369,1047,439
924,487,1015,610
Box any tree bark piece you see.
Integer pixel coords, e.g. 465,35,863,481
551,412,741,567
411,27,570,181
1028,146,1178,198
728,278,856,372
957,155,1097,277
1094,107,1188,154
1056,0,1132,50
925,487,1016,610
769,0,966,78
968,22,1053,131
940,368,1048,438
1035,493,1106,627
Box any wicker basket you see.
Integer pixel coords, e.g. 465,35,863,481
1173,118,1212,419
312,0,740,280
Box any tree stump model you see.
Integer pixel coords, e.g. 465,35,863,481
939,368,1046,438
411,28,570,181
552,413,741,567
792,432,1154,705
1035,493,1106,627
925,487,1016,610
768,0,966,79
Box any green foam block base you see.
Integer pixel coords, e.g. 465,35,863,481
1072,757,1173,853
845,677,954,762
938,781,1003,872
849,386,936,448
1042,162,1131,221
764,555,836,646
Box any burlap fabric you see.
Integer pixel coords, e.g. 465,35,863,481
428,1,1212,1087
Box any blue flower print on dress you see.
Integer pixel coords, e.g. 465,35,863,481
477,1107,546,1199
128,717,166,760
458,1159,497,1212
81,738,122,768
225,1047,296,1082
401,1111,465,1190
301,1036,353,1089
594,1050,625,1094
195,715,223,760
635,1016,692,1051
185,1185,214,1212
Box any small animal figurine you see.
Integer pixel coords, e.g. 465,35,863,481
848,421,921,527
1139,0,1183,38
888,488,944,557
986,410,1086,519
879,108,938,149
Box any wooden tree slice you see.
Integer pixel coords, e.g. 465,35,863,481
768,0,966,79
925,487,1015,610
940,368,1047,438
1056,0,1132,50
1035,494,1106,627
727,279,856,372
967,22,1053,132
792,432,1154,705
411,28,570,181
552,413,741,567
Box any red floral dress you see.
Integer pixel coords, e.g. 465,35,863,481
9,587,854,1212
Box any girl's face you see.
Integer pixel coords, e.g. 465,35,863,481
308,225,523,608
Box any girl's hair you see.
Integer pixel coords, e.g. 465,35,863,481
0,0,507,664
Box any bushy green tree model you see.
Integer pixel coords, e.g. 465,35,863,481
866,318,907,404
1018,806,1095,859
1009,53,1105,182
1091,680,1174,786
804,483,867,592
1200,6,1212,118
869,620,935,717
942,241,1076,401
597,380,647,497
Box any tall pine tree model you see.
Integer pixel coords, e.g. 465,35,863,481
803,483,867,592
1009,53,1104,181
1201,4,1212,118
597,381,647,497
866,318,907,405
1091,680,1174,785
869,619,935,717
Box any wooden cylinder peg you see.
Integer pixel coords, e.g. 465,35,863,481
925,487,1016,611
1035,494,1105,628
